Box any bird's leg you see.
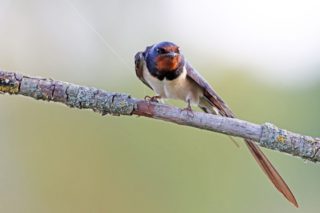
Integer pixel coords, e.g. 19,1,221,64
144,95,161,103
181,99,194,117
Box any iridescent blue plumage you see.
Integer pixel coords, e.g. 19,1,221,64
145,41,185,80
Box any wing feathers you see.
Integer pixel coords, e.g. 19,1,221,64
186,62,298,207
135,52,152,90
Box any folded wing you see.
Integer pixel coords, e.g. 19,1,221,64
185,62,298,207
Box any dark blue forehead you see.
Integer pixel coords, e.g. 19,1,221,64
145,41,179,58
154,41,178,49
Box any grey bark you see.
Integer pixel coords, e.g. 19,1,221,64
1,70,319,162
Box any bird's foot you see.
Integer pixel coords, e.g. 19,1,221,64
181,101,194,118
144,95,161,103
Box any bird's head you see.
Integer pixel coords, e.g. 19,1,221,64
146,41,185,73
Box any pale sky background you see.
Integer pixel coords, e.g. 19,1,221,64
0,0,319,87
172,0,320,85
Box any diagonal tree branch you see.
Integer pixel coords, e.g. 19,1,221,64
1,69,319,162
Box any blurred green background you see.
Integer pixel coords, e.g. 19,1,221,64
0,0,320,212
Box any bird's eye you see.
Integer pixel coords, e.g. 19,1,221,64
156,48,165,54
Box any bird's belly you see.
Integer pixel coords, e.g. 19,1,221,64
164,71,202,105
143,66,202,104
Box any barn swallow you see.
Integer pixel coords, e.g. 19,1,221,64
134,41,298,207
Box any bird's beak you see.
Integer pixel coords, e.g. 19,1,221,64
166,52,178,58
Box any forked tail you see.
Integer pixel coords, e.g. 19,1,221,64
245,139,298,207
198,96,298,207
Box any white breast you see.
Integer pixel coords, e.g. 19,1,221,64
143,64,166,97
143,65,202,105
163,68,202,104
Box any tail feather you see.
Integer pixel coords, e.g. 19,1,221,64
246,139,298,207
198,96,298,207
